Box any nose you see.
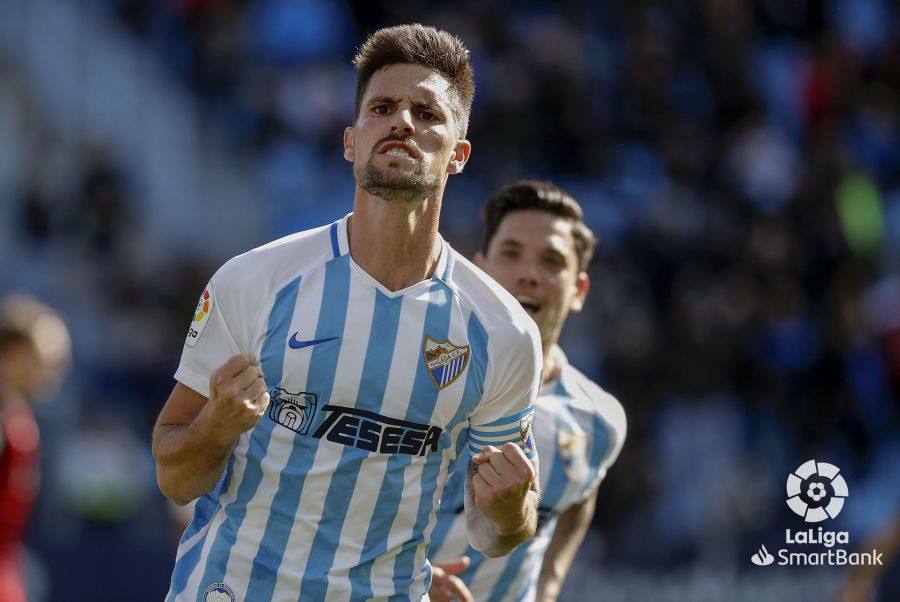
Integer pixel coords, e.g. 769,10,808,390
515,260,540,288
390,107,415,136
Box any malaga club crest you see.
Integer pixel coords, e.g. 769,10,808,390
520,413,536,453
557,426,588,480
268,387,318,435
423,336,470,390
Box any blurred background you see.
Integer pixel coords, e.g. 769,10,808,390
1,0,899,600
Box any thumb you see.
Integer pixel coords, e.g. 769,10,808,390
435,556,470,575
254,391,271,412
472,445,499,463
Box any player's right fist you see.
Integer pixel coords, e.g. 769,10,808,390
207,354,270,441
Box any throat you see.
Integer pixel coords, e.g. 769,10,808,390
347,208,442,292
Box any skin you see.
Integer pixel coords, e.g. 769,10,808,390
431,209,596,602
0,315,71,405
153,63,538,556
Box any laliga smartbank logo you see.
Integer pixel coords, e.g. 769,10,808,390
750,460,883,568
786,459,847,522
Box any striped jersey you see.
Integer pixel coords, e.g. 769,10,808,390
165,214,542,602
430,348,626,602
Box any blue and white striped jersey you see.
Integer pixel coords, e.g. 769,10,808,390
165,214,542,602
430,348,626,602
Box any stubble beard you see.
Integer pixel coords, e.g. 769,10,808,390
356,155,441,204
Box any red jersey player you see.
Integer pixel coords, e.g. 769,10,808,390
0,295,70,602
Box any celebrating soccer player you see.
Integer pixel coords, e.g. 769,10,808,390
152,25,542,601
429,182,627,602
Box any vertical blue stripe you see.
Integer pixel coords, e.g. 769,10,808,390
346,282,453,600
426,429,469,558
486,541,534,602
195,275,301,598
539,411,572,511
330,221,340,258
391,310,490,597
167,454,235,598
244,257,351,599
298,289,404,600
167,531,209,601
584,413,611,498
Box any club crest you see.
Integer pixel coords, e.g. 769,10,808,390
557,426,588,480
521,413,536,453
423,336,470,390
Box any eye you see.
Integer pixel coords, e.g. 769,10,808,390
544,255,566,269
372,105,389,115
419,110,436,121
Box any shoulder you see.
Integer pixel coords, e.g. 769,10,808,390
444,251,541,356
213,220,341,298
563,364,627,445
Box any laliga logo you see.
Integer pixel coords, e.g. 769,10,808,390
786,460,848,523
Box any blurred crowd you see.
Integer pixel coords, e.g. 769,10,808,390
1,0,899,600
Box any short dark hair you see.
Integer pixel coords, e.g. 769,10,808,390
352,24,475,138
482,181,596,272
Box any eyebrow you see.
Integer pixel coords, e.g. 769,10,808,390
366,96,446,114
366,96,400,106
499,238,570,260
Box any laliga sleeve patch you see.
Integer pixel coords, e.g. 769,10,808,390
185,283,214,348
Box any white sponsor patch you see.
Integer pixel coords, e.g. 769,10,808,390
185,283,214,348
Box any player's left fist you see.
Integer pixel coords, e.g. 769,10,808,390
470,442,535,534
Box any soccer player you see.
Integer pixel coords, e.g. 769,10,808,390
153,25,543,601
429,182,627,602
0,294,71,602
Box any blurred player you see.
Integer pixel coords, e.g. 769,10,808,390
0,294,71,602
153,25,542,601
429,182,626,602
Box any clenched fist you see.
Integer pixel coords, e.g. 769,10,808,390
207,354,270,442
469,442,536,535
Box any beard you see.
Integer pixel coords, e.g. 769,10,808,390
355,152,441,203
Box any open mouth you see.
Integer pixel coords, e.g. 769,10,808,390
378,141,419,160
516,295,541,317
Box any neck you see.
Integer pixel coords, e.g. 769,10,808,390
349,188,443,291
540,340,562,386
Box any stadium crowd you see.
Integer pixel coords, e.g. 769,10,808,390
1,0,898,599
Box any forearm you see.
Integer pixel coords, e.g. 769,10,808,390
152,404,237,505
536,491,597,602
536,556,566,602
466,486,539,557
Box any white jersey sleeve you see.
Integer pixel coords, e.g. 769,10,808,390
174,258,270,398
466,319,542,459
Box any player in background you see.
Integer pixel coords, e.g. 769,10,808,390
0,294,71,602
429,182,627,602
153,24,542,601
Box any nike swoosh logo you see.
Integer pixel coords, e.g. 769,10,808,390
288,332,339,349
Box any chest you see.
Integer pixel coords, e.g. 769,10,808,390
261,265,484,458
533,398,611,511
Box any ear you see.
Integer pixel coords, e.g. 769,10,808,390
447,139,472,175
343,126,355,163
473,251,486,269
570,271,590,313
